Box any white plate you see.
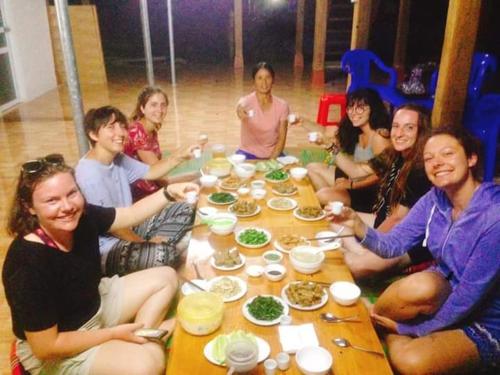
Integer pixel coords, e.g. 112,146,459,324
210,253,246,271
204,335,271,367
315,230,342,251
266,197,298,211
273,238,311,254
207,192,238,206
228,203,262,218
293,207,326,222
277,155,299,165
264,173,290,184
235,228,272,249
217,179,242,191
181,279,209,295
207,276,247,302
271,187,298,196
281,282,329,311
242,295,289,326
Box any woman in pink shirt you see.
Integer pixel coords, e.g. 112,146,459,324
236,62,291,159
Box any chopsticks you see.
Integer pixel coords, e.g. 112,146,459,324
180,276,207,292
303,233,356,241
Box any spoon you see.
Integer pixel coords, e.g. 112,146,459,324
320,313,360,323
199,168,206,177
332,337,384,356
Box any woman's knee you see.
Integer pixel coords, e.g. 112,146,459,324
399,272,451,310
316,187,335,205
145,266,178,291
307,162,324,174
123,352,164,375
390,344,432,375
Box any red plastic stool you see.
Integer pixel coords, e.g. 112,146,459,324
316,93,347,126
10,341,29,375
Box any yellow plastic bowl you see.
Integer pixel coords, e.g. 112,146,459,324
177,292,224,336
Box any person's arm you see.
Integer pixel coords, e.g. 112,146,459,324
109,182,199,231
25,323,146,360
397,221,500,337
109,227,145,242
143,144,200,180
137,149,160,165
270,119,288,159
376,204,410,232
335,152,375,179
348,173,379,190
371,132,391,155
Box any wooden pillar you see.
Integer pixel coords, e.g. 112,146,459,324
234,0,243,69
312,0,328,85
294,0,305,68
350,0,372,49
393,0,411,74
432,0,481,127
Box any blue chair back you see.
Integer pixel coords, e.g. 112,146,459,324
467,52,498,103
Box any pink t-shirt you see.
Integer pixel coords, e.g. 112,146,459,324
238,92,289,158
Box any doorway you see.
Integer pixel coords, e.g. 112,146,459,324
0,1,18,112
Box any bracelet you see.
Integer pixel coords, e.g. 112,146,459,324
163,186,175,201
350,180,354,189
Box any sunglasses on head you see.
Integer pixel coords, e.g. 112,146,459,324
22,154,65,175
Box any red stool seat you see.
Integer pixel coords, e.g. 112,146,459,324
316,93,347,126
10,341,29,375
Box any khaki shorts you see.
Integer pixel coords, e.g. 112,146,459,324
17,275,123,375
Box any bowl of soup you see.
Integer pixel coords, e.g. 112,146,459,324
290,246,325,274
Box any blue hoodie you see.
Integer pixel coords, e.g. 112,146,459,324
362,182,500,337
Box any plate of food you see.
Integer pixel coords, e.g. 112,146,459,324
242,295,289,326
273,234,311,254
293,206,326,221
228,200,261,217
255,159,283,173
281,281,329,311
210,247,246,271
266,197,297,211
208,192,238,205
235,228,271,249
271,181,298,196
264,169,289,183
207,276,247,302
204,330,270,366
218,176,242,190
276,155,299,166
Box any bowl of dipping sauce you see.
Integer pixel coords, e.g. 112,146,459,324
290,246,325,274
262,250,283,264
329,281,361,306
264,264,287,282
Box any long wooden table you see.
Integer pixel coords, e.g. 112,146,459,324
167,171,393,374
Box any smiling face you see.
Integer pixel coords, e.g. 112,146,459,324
391,109,419,156
347,100,371,127
254,68,274,95
423,134,477,191
28,172,85,235
90,114,128,156
141,92,168,128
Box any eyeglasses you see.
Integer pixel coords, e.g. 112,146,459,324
347,105,369,115
22,154,65,175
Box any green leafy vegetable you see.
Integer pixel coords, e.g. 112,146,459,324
238,229,268,245
265,169,289,181
209,192,236,203
247,296,284,321
255,159,282,172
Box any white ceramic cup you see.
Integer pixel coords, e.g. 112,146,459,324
279,315,292,325
247,109,255,118
276,352,290,371
308,131,319,142
192,147,202,159
329,201,344,215
198,133,209,144
264,358,278,375
251,180,266,189
185,191,199,204
287,113,297,124
250,188,266,200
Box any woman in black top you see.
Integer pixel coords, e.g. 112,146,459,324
3,155,198,374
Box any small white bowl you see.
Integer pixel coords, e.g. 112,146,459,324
246,265,264,278
229,154,246,164
234,163,256,179
264,264,286,282
250,188,266,200
289,246,325,274
200,175,218,188
262,250,283,265
296,346,333,375
251,180,266,189
208,213,238,236
237,187,250,196
330,281,361,306
197,206,218,219
290,167,308,181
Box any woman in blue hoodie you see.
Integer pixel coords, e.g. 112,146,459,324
331,126,499,374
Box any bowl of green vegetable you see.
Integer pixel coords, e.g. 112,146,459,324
242,295,289,326
208,192,238,205
264,169,289,183
209,213,238,236
236,227,271,248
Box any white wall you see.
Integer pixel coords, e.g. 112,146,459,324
3,0,57,102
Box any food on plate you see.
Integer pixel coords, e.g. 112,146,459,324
238,229,269,245
247,296,284,321
272,182,297,195
285,281,325,307
211,330,258,365
230,200,258,215
265,169,289,181
213,247,242,267
209,277,242,299
255,159,282,172
209,192,236,204
220,176,242,189
268,197,294,210
277,234,308,250
296,206,323,218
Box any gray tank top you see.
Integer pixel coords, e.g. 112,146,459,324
353,142,375,162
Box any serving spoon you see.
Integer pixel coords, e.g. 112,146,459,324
332,337,384,356
320,313,360,323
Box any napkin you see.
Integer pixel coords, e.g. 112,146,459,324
278,323,319,353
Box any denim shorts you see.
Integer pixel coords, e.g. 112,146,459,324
463,322,500,369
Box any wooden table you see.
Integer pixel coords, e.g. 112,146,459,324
167,172,393,374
